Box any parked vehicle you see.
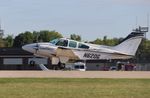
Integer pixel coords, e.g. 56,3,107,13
72,62,86,71
109,66,117,71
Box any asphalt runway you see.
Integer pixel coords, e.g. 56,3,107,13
0,71,149,78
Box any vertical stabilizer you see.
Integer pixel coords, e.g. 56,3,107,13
113,27,148,56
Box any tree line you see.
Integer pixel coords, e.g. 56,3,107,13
1,30,62,47
1,30,150,62
1,31,121,47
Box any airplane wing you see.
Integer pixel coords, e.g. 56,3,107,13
56,47,79,59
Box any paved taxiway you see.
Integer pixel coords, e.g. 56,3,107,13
0,71,149,78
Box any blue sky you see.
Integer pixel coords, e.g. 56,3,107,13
0,0,150,41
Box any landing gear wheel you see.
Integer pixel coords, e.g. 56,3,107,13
58,62,65,70
60,63,65,69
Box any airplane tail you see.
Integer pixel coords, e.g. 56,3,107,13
113,27,147,56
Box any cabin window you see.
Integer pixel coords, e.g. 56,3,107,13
78,43,89,49
69,41,77,48
56,39,68,47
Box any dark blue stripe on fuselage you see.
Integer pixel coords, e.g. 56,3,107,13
120,32,144,43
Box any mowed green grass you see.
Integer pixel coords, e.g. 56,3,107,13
0,78,149,98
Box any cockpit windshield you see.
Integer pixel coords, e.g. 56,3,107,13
50,38,68,47
50,39,59,45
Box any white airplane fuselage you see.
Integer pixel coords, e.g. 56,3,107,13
22,41,132,60
22,32,143,64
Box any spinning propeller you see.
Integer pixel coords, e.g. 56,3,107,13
33,33,40,54
33,43,40,54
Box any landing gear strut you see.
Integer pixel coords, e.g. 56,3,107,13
53,62,65,70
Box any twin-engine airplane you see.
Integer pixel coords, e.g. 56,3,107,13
22,27,148,68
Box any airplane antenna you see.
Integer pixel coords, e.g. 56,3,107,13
0,19,4,38
147,13,149,32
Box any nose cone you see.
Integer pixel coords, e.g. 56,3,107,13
22,43,37,53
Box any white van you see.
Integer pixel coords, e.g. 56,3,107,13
72,62,86,71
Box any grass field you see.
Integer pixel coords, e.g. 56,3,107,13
0,78,149,98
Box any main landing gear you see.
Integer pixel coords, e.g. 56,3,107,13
52,62,65,70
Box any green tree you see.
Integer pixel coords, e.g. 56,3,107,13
5,35,14,47
23,31,33,44
135,39,150,63
38,30,62,42
103,36,107,45
13,30,62,47
90,38,103,45
13,31,33,47
70,34,81,41
90,37,119,46
0,38,5,47
13,33,24,47
33,31,39,43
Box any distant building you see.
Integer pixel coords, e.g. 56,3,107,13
0,48,149,71
0,48,48,70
